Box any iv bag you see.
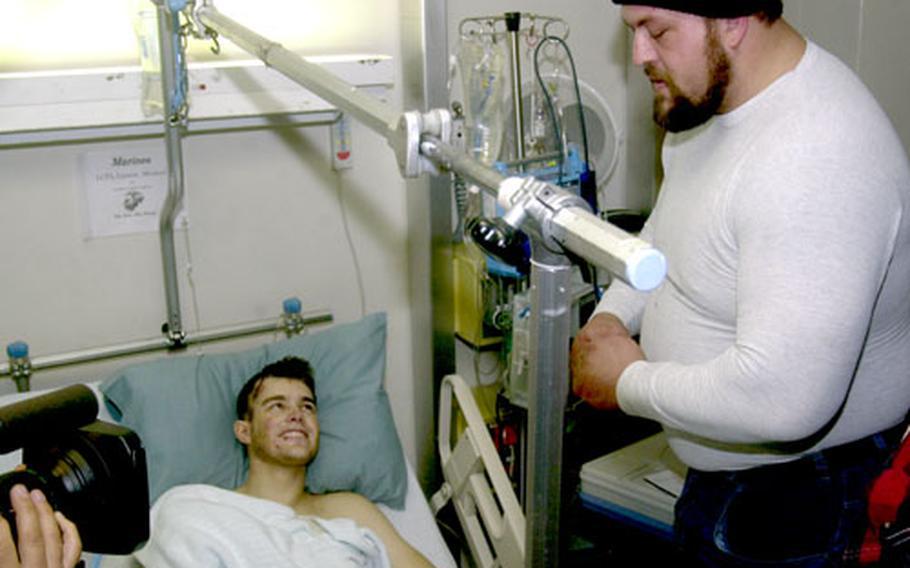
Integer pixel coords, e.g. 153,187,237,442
526,71,563,158
456,33,507,165
524,37,569,160
133,8,163,117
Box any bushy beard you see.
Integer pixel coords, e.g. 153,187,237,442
651,26,731,133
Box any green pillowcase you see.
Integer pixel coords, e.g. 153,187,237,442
100,312,407,509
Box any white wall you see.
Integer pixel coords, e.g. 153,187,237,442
0,1,433,488
784,0,910,153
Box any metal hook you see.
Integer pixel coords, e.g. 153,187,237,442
543,18,570,41
207,28,221,55
524,15,539,48
484,19,498,44
179,22,192,51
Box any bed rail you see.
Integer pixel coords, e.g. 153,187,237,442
431,374,524,568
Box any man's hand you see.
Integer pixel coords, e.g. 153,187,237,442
571,313,645,410
0,485,82,568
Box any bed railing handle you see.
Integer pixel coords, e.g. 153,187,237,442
433,374,525,568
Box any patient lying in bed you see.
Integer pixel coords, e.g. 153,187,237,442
136,357,433,568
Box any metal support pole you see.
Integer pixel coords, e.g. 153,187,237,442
525,244,573,568
504,12,526,164
423,0,456,494
156,2,187,344
0,310,332,379
420,137,506,193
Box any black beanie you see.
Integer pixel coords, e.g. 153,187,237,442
611,0,782,19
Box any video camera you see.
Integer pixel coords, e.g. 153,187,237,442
0,385,149,554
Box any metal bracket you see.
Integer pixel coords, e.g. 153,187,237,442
496,176,589,254
395,108,454,178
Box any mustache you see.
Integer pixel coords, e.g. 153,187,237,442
644,64,667,84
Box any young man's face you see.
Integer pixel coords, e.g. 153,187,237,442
234,377,320,467
622,6,732,132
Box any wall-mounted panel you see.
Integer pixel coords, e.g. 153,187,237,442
0,57,393,146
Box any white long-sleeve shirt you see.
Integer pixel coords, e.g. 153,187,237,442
595,41,910,471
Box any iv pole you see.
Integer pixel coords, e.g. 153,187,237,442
158,2,667,566
155,1,188,346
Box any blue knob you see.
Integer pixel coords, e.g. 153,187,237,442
283,297,302,315
167,0,190,12
6,341,28,359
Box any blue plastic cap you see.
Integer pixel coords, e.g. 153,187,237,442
283,297,302,315
167,0,189,12
626,249,668,292
6,341,28,359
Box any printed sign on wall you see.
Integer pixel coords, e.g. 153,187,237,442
80,144,188,238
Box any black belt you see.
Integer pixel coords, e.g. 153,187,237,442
705,422,906,482
819,422,905,468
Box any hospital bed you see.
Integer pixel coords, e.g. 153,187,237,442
0,313,456,568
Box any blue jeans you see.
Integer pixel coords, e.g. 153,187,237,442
674,427,902,567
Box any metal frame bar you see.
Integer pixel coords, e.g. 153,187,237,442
0,310,332,377
524,244,573,567
506,12,527,164
194,6,399,140
457,14,569,40
0,111,340,149
156,1,188,344
422,0,456,494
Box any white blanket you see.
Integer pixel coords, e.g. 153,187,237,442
134,485,391,568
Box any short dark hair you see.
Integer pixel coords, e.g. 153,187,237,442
235,357,316,420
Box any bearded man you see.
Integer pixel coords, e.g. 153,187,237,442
571,1,910,565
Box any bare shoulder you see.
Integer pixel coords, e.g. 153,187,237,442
310,491,382,522
310,493,434,567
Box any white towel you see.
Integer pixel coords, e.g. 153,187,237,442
135,485,391,568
